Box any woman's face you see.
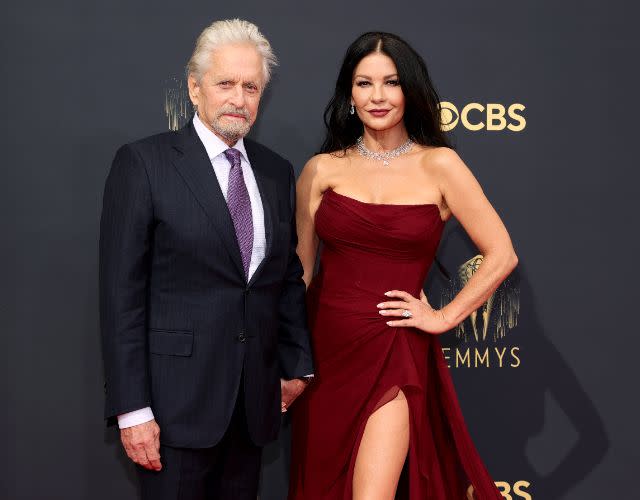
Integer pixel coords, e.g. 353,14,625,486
351,52,405,133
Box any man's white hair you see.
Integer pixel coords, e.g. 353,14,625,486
187,19,278,86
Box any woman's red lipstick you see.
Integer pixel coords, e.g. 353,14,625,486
368,109,390,117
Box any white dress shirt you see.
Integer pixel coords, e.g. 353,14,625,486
117,114,267,429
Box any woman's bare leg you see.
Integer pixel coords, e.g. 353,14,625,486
352,390,410,500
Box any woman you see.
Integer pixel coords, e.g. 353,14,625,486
288,32,517,499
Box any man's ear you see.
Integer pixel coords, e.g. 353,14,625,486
187,74,200,108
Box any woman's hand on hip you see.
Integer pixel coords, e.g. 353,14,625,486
377,289,452,334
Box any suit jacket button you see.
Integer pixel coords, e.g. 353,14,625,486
238,332,246,342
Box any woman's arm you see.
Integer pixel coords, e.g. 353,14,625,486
382,148,518,333
434,148,518,327
295,155,324,289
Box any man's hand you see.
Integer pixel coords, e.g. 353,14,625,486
120,419,162,471
281,378,308,413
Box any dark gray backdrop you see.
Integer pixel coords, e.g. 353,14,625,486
2,1,638,498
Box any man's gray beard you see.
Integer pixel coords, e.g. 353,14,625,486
211,114,251,143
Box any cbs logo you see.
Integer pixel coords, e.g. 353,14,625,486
439,102,526,132
495,480,532,499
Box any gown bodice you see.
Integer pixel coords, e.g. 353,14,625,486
311,187,445,302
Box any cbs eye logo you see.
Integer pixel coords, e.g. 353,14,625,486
439,102,526,132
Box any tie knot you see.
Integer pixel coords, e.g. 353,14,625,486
224,148,242,168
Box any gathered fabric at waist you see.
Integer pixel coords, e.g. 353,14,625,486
312,248,430,301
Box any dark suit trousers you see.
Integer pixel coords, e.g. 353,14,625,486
136,382,263,500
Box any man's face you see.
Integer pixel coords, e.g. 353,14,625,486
188,44,264,145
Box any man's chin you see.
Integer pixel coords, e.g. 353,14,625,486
214,125,250,143
214,128,249,142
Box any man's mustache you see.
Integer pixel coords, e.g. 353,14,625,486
216,107,250,120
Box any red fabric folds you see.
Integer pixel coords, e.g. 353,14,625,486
289,188,502,499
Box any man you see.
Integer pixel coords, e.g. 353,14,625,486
99,19,314,499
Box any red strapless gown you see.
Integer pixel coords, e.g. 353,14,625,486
288,188,503,499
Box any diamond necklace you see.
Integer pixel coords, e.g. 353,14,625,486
355,136,414,166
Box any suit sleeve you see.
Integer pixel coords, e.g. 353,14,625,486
99,144,154,422
277,163,315,379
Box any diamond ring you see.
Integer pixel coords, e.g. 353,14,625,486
402,309,412,318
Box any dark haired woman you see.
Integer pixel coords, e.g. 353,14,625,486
288,32,517,499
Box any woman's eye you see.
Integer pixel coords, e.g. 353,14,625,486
386,79,400,86
356,81,370,87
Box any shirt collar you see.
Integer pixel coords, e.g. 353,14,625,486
192,112,250,165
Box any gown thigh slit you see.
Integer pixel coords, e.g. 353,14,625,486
289,188,502,499
350,386,410,495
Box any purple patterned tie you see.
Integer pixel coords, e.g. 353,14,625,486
224,148,253,278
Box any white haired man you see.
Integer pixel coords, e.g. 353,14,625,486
99,19,314,499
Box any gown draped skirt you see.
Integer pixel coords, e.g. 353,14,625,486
289,188,503,499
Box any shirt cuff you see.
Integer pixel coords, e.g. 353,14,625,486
117,407,155,429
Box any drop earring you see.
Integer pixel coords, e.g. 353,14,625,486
350,104,355,115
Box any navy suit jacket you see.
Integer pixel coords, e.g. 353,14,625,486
99,120,314,447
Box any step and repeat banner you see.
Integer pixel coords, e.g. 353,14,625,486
3,1,637,499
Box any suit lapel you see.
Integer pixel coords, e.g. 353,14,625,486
171,122,245,279
245,140,277,288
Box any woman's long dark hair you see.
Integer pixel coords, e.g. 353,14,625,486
320,32,452,154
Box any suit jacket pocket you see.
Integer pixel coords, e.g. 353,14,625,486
149,329,193,356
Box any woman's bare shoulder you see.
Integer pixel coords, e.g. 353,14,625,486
415,146,469,180
300,151,351,188
416,145,460,167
